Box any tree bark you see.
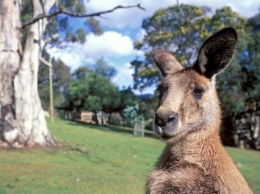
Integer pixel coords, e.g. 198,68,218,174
0,0,21,147
0,0,56,148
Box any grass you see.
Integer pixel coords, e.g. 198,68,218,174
0,119,259,194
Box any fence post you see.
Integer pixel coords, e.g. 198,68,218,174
133,117,145,137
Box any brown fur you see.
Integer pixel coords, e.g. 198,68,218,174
146,28,252,194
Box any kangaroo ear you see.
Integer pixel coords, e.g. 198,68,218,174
193,28,237,79
153,50,183,77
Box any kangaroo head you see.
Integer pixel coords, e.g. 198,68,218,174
153,28,237,141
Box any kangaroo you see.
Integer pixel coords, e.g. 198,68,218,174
146,28,253,194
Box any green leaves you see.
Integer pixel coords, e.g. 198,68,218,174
86,17,103,35
91,58,117,79
131,4,210,90
63,59,137,115
64,73,121,113
131,4,260,116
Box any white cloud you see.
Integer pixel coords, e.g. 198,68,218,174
85,0,172,29
48,46,85,69
112,62,134,88
85,0,259,29
83,31,135,57
48,31,142,69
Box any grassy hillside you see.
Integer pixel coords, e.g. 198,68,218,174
0,119,259,194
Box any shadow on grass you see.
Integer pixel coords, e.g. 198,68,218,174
65,119,158,139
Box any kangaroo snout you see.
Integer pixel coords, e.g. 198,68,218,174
155,109,178,127
154,107,179,139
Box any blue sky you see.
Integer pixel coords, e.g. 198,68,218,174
48,0,260,94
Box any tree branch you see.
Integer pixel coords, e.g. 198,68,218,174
22,4,145,29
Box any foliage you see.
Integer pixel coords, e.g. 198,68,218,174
21,0,103,47
0,119,259,193
63,60,137,120
90,57,117,79
246,12,260,98
131,4,260,117
131,4,210,90
64,72,119,113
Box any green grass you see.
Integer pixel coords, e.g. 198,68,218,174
0,119,259,194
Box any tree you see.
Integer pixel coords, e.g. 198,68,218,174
0,0,144,148
63,70,120,122
0,1,22,147
131,4,256,115
131,4,210,90
63,64,137,125
246,12,260,98
91,57,117,79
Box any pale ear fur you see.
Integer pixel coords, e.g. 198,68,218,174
193,27,237,79
153,50,183,77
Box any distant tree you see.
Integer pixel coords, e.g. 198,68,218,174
73,58,117,80
119,87,138,111
246,11,260,98
91,58,117,79
66,73,120,112
63,64,137,125
63,71,118,123
73,66,92,80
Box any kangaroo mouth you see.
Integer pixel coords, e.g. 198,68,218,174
161,134,173,140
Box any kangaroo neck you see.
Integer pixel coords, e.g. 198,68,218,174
156,127,223,170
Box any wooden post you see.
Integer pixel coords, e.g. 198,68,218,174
39,57,54,123
49,59,54,123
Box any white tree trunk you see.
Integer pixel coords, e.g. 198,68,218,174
0,0,21,147
0,0,56,147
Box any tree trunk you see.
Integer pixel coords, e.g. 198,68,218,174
0,0,56,148
0,0,21,147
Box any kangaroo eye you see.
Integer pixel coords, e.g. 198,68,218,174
192,86,205,99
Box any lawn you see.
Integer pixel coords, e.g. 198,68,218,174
0,119,259,194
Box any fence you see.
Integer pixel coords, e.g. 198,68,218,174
232,111,260,149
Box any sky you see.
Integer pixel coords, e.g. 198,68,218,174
48,0,260,94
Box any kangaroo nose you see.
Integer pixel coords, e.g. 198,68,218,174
168,113,178,123
155,110,178,127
